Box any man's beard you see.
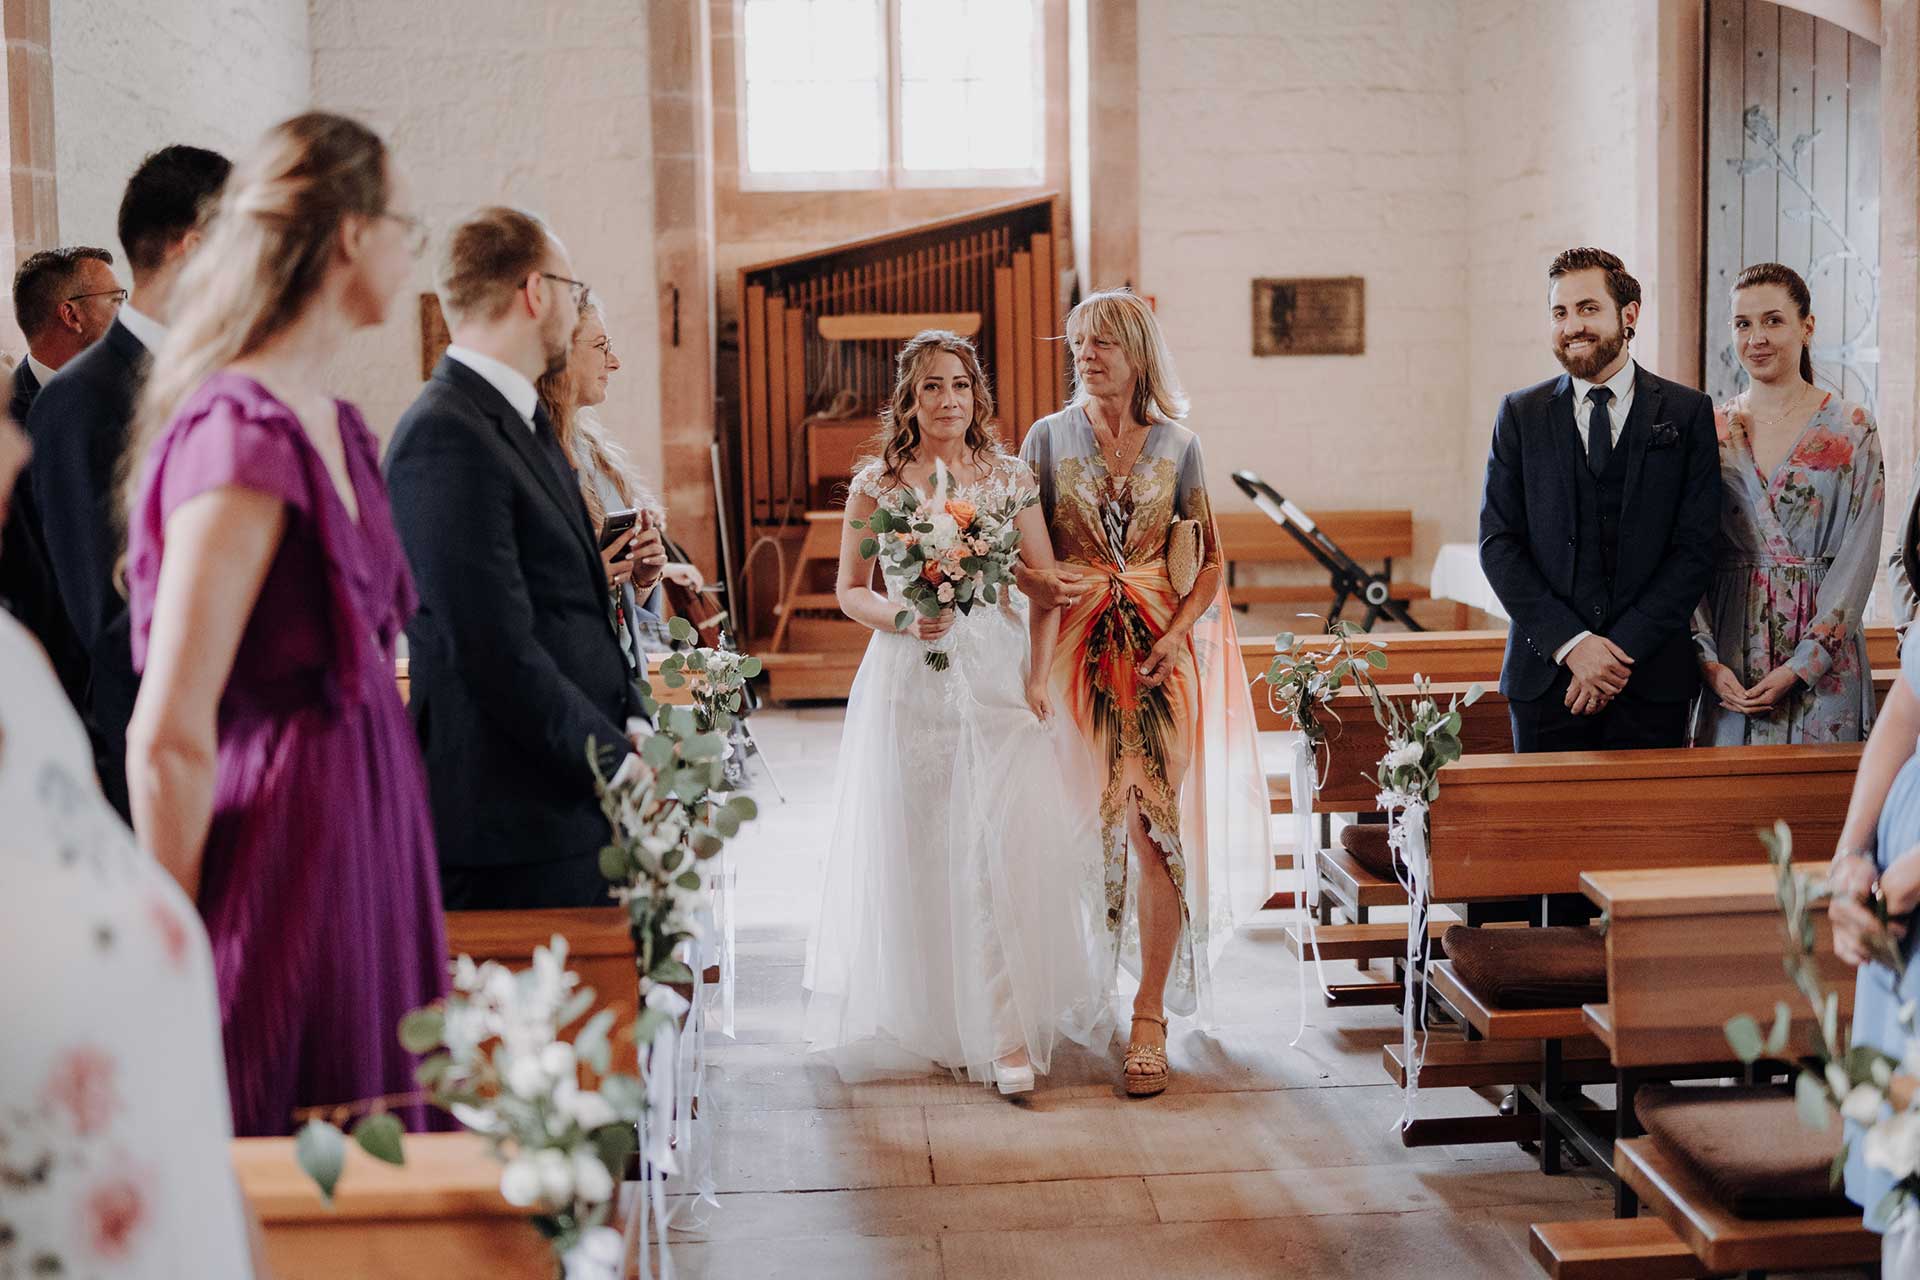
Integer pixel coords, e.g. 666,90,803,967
1554,326,1625,381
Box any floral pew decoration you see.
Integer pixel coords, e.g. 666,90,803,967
1256,618,1389,1037
1727,821,1919,1269
1369,674,1483,1130
289,696,759,1280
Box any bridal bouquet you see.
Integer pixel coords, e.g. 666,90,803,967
850,458,1033,671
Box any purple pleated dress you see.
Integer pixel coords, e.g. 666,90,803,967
127,372,447,1137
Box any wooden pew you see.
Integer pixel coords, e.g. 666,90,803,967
1405,744,1861,1157
1216,509,1433,615
444,908,640,1079
238,1132,556,1279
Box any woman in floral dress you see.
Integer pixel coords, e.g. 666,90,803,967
1693,263,1884,745
1019,289,1270,1096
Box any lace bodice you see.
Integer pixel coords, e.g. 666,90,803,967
849,453,1039,510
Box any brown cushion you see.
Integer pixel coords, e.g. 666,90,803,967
1339,823,1396,879
1634,1084,1853,1220
1440,925,1606,1009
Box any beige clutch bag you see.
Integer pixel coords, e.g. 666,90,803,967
1167,518,1202,597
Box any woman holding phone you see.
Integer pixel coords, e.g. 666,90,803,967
536,295,674,671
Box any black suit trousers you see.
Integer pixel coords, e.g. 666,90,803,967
1508,666,1690,752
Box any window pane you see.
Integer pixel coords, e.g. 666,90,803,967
899,0,1041,175
742,0,885,175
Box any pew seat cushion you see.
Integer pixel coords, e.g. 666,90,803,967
1633,1084,1852,1221
1339,822,1396,879
1440,925,1605,1010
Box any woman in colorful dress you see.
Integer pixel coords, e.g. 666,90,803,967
1693,262,1884,745
1018,288,1270,1097
121,113,447,1136
804,330,1109,1096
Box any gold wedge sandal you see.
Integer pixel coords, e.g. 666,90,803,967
1122,1013,1169,1097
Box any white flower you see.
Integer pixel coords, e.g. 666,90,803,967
563,1088,618,1132
1383,741,1423,770
452,954,481,992
505,1051,549,1098
535,1147,575,1203
1842,1082,1887,1125
936,582,955,604
645,983,692,1018
1864,1109,1920,1181
1828,1063,1854,1104
540,1041,577,1081
571,1145,615,1205
562,1226,626,1280
500,1155,542,1207
924,513,960,546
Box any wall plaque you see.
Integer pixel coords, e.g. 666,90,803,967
1251,276,1364,356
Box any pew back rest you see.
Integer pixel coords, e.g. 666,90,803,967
1425,743,1862,900
443,908,640,1078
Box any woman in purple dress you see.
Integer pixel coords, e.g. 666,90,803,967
121,112,444,1137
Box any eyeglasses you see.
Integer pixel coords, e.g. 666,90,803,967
66,288,128,308
589,337,615,358
376,211,429,258
540,272,591,311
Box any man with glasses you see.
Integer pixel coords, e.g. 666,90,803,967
0,245,121,722
387,206,651,910
27,144,231,819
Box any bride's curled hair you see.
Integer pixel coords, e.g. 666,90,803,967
867,329,1000,487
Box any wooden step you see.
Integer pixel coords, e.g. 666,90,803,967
1321,846,1409,909
1381,1034,1612,1089
1527,1217,1703,1280
1284,920,1444,963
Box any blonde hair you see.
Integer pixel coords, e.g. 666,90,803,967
1064,287,1188,425
125,112,389,517
864,329,999,487
537,297,656,529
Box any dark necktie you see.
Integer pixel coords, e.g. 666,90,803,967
1586,385,1614,475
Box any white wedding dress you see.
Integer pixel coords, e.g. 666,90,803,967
802,457,1113,1083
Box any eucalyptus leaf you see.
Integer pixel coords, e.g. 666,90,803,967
741,657,763,678
630,1007,672,1046
668,707,697,739
559,986,597,1028
654,957,696,986
726,795,759,822
677,870,702,890
296,1118,347,1201
1765,1001,1793,1057
668,616,697,643
681,732,726,761
1795,1069,1833,1130
1364,650,1388,669
574,1008,617,1074
1724,1013,1763,1065
352,1112,406,1167
398,1006,445,1054
641,733,676,769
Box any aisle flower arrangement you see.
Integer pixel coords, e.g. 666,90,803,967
655,616,763,737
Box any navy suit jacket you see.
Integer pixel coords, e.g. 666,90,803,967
386,355,645,871
2,358,91,715
25,320,148,814
1477,364,1720,704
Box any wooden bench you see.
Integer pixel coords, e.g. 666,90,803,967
237,1131,556,1279
444,908,640,1079
1402,743,1861,1163
1216,509,1435,617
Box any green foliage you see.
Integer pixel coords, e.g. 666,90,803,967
1254,618,1388,748
295,1117,346,1201
352,1112,405,1166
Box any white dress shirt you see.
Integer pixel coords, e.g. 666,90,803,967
26,353,58,388
1554,357,1638,665
116,302,168,355
445,344,538,431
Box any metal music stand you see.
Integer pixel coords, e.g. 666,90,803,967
1229,470,1424,632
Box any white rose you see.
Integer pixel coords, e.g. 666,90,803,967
572,1146,615,1205
541,1041,577,1081
535,1147,575,1204
562,1226,626,1280
499,1156,542,1207
1864,1110,1920,1181
924,513,960,546
1383,742,1423,770
1842,1083,1887,1125
565,1088,618,1132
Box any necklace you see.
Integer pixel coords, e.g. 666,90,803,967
1742,383,1815,430
1089,407,1149,478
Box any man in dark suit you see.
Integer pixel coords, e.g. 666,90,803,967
28,145,231,818
387,206,667,910
1479,247,1720,753
1,245,121,711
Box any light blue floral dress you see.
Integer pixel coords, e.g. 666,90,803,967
1692,395,1884,745
1844,630,1920,1227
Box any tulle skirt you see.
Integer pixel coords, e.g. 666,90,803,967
802,602,1113,1083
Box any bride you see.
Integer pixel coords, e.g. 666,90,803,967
802,330,1110,1095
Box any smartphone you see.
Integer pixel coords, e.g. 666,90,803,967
598,507,638,551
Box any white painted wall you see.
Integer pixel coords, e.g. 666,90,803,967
310,0,663,482
1138,0,1664,569
51,0,312,256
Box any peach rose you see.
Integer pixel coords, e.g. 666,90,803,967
944,499,977,526
922,560,945,584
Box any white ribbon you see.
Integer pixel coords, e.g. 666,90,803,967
1289,739,1333,1046
1382,793,1432,1132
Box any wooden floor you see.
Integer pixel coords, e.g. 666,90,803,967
671,708,1625,1279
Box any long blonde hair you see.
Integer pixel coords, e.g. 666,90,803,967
536,297,656,529
1064,287,1188,425
863,329,999,487
124,112,390,518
